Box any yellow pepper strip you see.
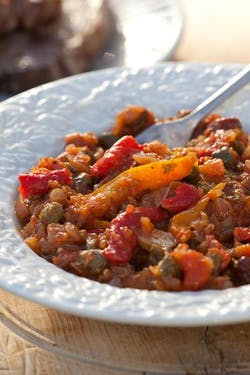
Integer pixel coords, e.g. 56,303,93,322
71,152,197,220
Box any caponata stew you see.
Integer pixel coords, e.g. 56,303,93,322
15,106,250,291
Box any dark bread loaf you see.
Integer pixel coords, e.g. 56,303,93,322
0,0,62,35
0,0,113,93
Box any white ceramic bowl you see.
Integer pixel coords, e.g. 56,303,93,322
0,63,250,326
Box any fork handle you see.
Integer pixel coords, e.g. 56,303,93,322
191,64,250,119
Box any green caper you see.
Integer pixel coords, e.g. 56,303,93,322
187,237,201,249
98,133,120,149
198,180,214,193
212,147,236,169
86,233,99,249
39,202,64,224
183,166,200,184
231,140,245,155
74,172,93,194
148,250,165,266
158,254,181,278
209,253,221,276
77,250,107,275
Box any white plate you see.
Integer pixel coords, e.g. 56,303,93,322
0,63,250,327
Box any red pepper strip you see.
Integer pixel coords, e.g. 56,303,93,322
173,249,213,291
161,183,200,214
90,135,143,178
234,227,250,243
18,169,71,198
104,207,167,264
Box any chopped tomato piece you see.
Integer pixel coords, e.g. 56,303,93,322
104,226,136,264
199,158,225,178
135,206,169,223
104,206,168,264
173,248,213,290
161,183,200,213
18,169,71,198
234,227,250,243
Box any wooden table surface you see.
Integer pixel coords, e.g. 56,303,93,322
1,1,250,374
2,288,250,375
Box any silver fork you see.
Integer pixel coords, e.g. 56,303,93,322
136,65,250,147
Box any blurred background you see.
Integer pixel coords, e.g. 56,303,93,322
0,0,249,99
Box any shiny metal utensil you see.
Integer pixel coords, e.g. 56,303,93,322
136,65,250,147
